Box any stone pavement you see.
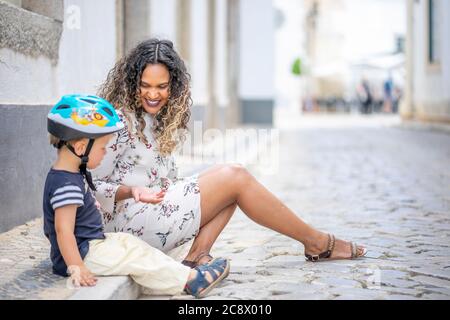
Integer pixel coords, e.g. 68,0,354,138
0,218,74,299
1,114,449,300
142,114,450,300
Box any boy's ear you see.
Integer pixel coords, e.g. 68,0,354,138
72,138,88,156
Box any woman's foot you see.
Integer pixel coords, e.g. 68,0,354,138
184,258,230,298
304,232,367,261
182,251,215,268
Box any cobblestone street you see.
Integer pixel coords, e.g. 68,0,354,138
144,115,450,300
1,115,449,300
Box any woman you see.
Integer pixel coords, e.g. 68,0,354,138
92,39,367,269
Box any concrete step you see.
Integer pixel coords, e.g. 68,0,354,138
0,218,142,300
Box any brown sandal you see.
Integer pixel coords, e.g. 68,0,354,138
182,252,214,268
305,234,367,262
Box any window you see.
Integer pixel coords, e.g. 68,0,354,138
427,0,441,65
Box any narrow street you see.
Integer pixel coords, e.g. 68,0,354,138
143,114,450,299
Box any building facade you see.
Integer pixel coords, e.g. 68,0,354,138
302,0,406,108
401,0,450,122
0,0,275,232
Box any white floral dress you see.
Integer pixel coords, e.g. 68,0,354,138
91,111,201,253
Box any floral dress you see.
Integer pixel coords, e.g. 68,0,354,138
91,111,201,253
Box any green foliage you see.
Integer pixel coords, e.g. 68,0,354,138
291,57,302,76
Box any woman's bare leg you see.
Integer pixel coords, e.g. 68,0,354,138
184,202,237,264
183,165,237,264
196,164,365,259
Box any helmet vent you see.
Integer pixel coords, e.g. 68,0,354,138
102,107,114,117
80,98,97,104
56,104,70,110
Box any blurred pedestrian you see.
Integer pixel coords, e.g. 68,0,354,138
383,76,393,113
357,79,373,114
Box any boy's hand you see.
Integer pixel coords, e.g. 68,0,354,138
131,187,165,204
67,265,97,287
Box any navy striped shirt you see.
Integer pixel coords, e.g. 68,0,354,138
43,168,105,276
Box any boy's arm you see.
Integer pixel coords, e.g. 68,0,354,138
54,204,97,286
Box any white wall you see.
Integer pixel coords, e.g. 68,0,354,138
0,48,58,104
57,0,117,98
273,0,305,110
411,0,450,115
239,0,275,100
190,0,208,106
0,0,117,104
343,0,406,61
150,0,177,42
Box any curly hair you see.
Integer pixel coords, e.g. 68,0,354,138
97,38,192,156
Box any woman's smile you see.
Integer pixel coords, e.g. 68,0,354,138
144,98,162,108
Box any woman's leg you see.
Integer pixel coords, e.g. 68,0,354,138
184,165,238,264
184,202,237,264
196,164,365,259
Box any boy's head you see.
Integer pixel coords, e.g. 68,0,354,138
49,134,113,170
48,94,124,189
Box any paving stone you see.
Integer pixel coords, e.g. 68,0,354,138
412,276,450,289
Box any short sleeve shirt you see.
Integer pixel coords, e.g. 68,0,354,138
42,168,105,276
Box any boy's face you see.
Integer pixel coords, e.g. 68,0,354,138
87,134,113,169
72,135,113,169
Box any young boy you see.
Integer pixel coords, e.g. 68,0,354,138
43,94,229,298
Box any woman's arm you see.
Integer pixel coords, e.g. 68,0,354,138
115,185,133,201
116,185,166,203
91,115,130,213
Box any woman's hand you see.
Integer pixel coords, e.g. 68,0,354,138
67,265,97,287
131,186,166,204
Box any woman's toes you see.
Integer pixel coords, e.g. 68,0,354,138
358,246,367,256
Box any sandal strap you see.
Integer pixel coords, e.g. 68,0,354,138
182,252,214,269
184,258,227,297
305,234,336,262
351,242,357,258
194,252,214,265
181,259,197,268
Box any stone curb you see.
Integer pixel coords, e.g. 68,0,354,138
68,276,141,300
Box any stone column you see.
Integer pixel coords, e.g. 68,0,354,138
124,0,151,54
226,0,241,127
176,0,191,63
206,0,217,129
115,0,125,59
400,0,415,120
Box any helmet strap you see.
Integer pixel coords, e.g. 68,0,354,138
65,139,97,191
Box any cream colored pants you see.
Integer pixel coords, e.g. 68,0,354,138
83,232,191,296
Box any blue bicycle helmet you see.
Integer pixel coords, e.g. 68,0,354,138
47,94,124,191
48,94,124,140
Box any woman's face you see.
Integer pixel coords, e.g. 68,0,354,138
139,63,170,115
